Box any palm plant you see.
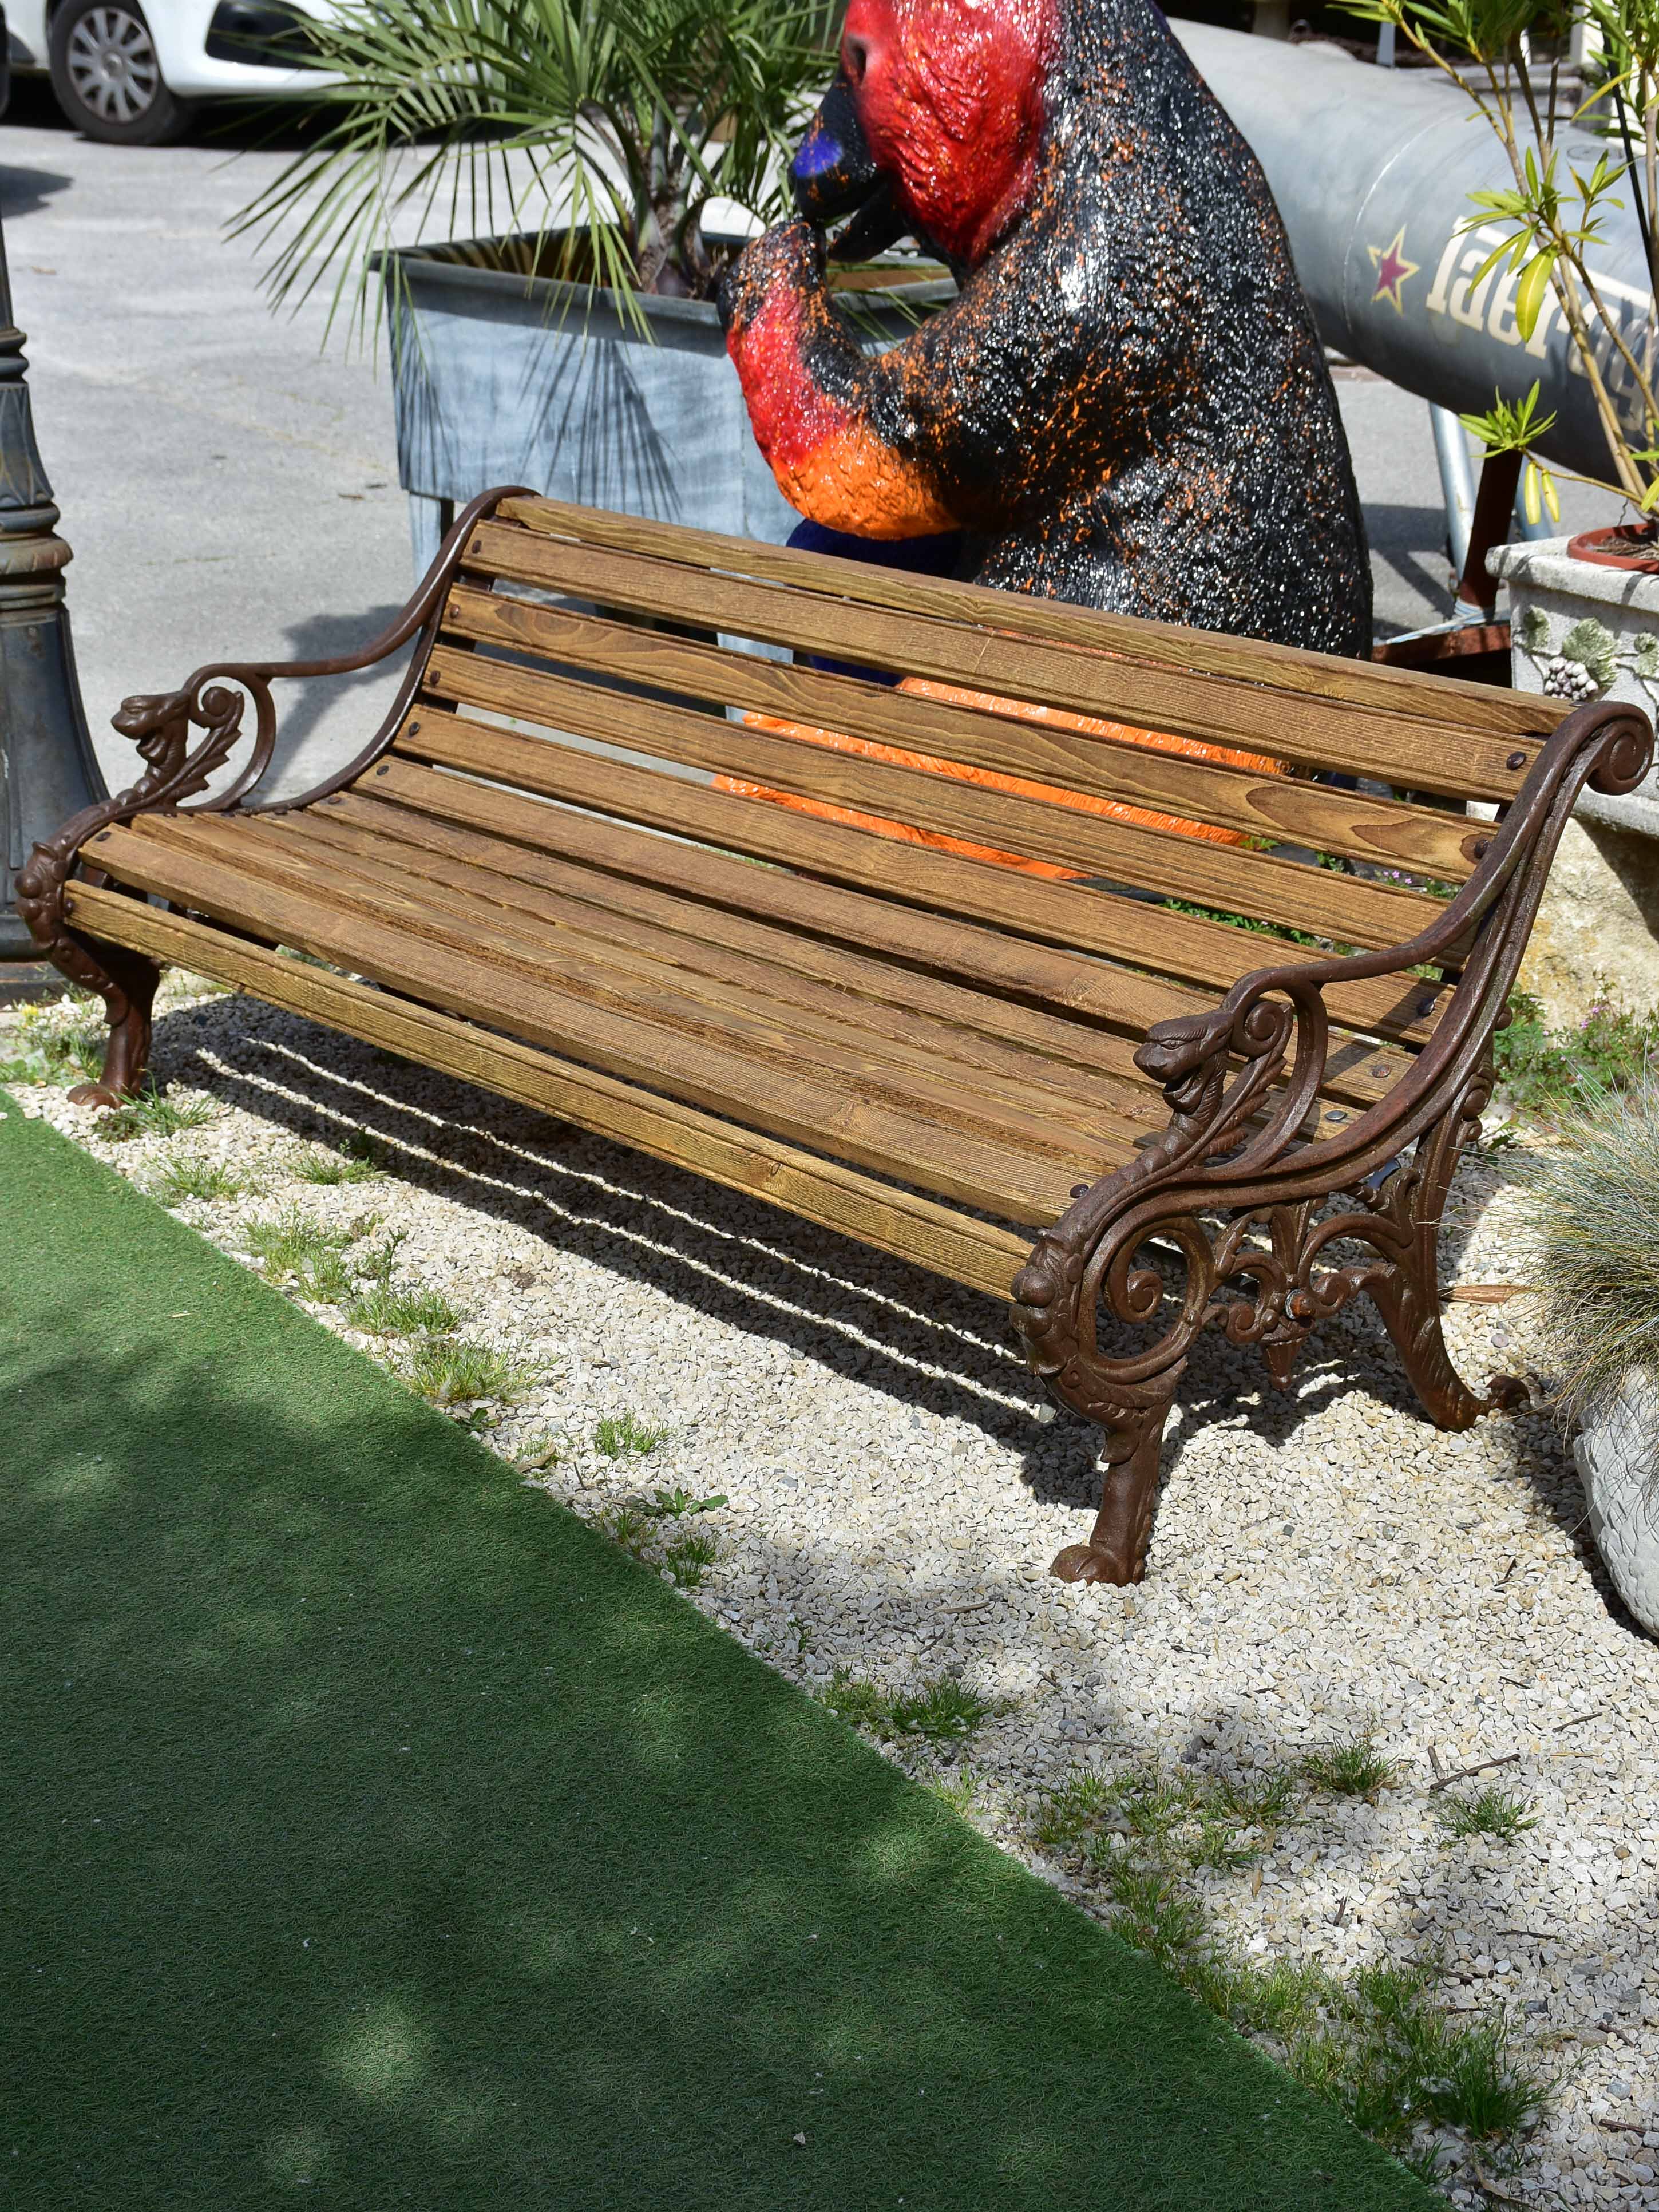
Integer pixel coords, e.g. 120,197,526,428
235,0,836,342
1346,0,1659,523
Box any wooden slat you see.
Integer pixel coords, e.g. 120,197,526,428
62,885,1030,1300
465,516,1547,800
499,494,1564,743
421,643,1445,950
441,581,1485,883
86,820,1100,1224
142,812,1151,1164
353,756,1433,1082
385,711,1451,1043
249,804,1173,1134
307,784,1415,1116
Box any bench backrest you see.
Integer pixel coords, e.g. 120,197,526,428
391,496,1563,1051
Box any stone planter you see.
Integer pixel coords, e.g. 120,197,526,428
378,236,953,573
1574,1371,1659,1636
1488,537,1659,1023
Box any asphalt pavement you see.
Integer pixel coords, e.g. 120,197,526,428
0,75,1621,800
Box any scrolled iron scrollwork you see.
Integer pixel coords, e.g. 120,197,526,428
13,484,532,1106
1014,697,1653,1587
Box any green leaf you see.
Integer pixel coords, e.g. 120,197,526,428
1514,250,1555,342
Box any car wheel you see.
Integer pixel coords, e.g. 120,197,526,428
49,0,198,145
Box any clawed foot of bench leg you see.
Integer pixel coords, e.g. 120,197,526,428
1050,1394,1174,1585
66,941,161,1110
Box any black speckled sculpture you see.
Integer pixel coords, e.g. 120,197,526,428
720,0,1371,656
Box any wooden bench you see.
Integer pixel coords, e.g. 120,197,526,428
18,490,1652,1584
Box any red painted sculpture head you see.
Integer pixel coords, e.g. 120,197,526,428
790,0,1059,270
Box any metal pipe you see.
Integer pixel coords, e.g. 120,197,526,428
1430,403,1476,581
0,209,104,960
1174,22,1653,486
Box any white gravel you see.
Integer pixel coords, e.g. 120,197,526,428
7,974,1658,2206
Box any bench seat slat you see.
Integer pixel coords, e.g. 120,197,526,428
256,805,1175,1134
440,582,1485,884
422,639,1450,949
358,758,1424,1095
61,884,1029,1300
313,783,1413,1119
465,516,1547,799
386,715,1447,1045
89,820,1110,1223
498,493,1562,745
158,812,1158,1160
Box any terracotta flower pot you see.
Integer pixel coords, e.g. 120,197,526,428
1565,521,1659,574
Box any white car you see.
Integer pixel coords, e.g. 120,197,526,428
4,0,336,145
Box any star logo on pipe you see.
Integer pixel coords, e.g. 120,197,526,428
1368,229,1419,312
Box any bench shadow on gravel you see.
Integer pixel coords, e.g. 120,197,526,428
142,991,1603,1574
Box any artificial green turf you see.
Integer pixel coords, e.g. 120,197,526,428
0,1098,1434,2211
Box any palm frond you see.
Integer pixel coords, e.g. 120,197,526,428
232,0,834,342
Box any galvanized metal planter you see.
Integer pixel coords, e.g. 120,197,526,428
378,238,952,575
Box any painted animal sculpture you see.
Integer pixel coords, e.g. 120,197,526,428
719,0,1372,656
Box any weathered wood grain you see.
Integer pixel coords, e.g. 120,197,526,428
63,884,1029,1299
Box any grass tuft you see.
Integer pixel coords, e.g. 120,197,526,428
1031,1763,1552,2169
593,1412,670,1459
664,1532,719,1588
1301,1731,1397,1801
822,1669,1004,1744
401,1336,536,1407
924,1766,983,1816
102,1083,216,1141
242,1210,361,1303
513,1431,562,1471
295,1140,382,1185
146,1157,249,1206
0,995,106,1089
347,1283,461,1337
1436,1787,1539,1844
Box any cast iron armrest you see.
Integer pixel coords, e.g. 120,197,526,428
1009,696,1653,1586
11,486,529,1081
1126,694,1656,1201
96,484,533,832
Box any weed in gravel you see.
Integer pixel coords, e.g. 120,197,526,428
664,1532,719,1588
402,1336,534,1407
1033,1766,1551,2170
597,1505,656,1560
1301,1731,1397,1800
243,1211,361,1301
924,1767,983,1816
822,1669,1003,1744
513,1431,562,1471
147,1157,248,1205
296,1142,382,1185
347,1283,460,1337
593,1412,669,1459
1038,1761,1295,1873
0,996,106,1089
1494,983,1659,1124
1436,1788,1539,1845
102,1084,216,1141
649,1486,726,1518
